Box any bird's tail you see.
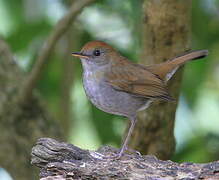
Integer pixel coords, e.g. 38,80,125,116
168,50,208,66
147,50,208,81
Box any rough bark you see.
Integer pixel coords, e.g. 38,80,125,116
129,0,191,159
31,138,219,180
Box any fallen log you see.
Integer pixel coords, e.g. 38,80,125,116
31,138,219,180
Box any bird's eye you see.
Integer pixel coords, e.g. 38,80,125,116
93,49,101,56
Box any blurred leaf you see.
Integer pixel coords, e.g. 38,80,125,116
172,133,219,163
6,20,52,52
182,59,208,106
90,106,122,145
182,0,219,106
37,53,62,112
3,0,23,24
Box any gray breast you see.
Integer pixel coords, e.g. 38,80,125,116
82,71,149,118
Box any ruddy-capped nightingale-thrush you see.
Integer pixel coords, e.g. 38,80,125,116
72,41,208,158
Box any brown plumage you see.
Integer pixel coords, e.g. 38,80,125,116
146,50,208,80
105,48,208,101
72,40,208,158
105,58,172,101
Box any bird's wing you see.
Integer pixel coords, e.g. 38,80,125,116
105,62,173,101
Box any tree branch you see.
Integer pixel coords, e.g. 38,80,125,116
19,0,96,104
31,138,219,180
58,28,78,139
0,38,15,62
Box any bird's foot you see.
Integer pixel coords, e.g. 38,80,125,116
90,149,123,160
89,151,106,160
124,147,142,156
109,147,142,159
90,147,141,160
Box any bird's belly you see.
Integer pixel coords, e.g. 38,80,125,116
83,75,148,117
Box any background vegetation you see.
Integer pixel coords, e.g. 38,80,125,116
0,0,218,179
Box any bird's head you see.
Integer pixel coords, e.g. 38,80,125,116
72,41,119,67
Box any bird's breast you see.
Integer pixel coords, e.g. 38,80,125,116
82,70,104,100
82,70,149,118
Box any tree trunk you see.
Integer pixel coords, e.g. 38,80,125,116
129,0,191,159
0,39,63,180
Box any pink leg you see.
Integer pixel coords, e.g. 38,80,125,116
118,116,137,158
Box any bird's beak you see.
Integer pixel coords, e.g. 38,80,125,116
71,52,89,59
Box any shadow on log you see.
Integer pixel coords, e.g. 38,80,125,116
31,138,219,180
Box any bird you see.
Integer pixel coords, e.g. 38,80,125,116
71,41,208,158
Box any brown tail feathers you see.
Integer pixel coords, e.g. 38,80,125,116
147,50,208,81
168,50,208,65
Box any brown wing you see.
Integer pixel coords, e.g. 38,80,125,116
105,61,173,101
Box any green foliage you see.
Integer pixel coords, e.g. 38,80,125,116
1,0,218,167
182,0,219,106
6,20,51,52
90,106,123,145
37,54,62,108
173,134,219,163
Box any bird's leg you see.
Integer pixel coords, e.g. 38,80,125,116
118,116,137,158
90,116,137,160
